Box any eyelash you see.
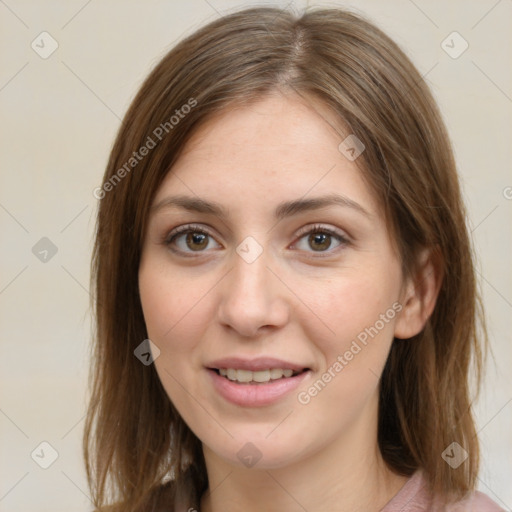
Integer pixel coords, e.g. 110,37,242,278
163,223,350,258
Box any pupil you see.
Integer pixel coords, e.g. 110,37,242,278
309,233,330,251
187,232,208,251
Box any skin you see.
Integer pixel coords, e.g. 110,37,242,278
138,92,440,512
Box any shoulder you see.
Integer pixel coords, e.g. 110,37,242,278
448,490,506,512
381,470,506,512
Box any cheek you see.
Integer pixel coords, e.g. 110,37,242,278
299,266,401,354
138,265,214,356
293,274,400,428
138,265,215,424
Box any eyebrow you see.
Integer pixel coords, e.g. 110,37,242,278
151,193,371,220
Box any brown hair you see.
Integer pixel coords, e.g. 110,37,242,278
84,6,488,511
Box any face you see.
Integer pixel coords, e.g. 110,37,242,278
138,93,410,470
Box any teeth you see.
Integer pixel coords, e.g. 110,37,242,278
270,368,283,379
217,368,300,383
236,369,253,383
253,370,270,382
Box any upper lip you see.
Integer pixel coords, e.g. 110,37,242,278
206,357,310,372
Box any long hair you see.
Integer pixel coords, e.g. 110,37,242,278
84,6,488,511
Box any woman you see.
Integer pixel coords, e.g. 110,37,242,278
84,6,504,512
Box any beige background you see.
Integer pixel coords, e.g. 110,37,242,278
0,0,511,510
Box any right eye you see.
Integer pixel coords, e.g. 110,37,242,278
164,224,222,255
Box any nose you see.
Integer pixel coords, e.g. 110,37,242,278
216,246,290,338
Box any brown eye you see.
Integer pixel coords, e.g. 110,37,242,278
185,232,209,251
165,225,221,255
293,225,349,255
308,232,332,251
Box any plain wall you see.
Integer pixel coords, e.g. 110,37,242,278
0,0,511,510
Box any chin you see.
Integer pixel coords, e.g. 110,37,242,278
204,435,308,471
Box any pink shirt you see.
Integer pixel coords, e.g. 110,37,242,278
380,470,506,511
169,468,507,511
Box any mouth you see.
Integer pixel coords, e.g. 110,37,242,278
206,356,311,384
210,367,310,384
205,357,312,407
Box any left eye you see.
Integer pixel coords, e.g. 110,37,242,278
293,226,348,253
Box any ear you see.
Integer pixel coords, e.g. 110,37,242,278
394,247,443,339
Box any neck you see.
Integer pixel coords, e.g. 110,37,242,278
199,407,408,512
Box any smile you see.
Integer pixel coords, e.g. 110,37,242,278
207,368,310,407
216,368,304,383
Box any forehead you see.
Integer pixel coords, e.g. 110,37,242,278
153,93,380,217
176,93,346,170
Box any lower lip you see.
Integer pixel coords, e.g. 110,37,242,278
207,369,310,407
